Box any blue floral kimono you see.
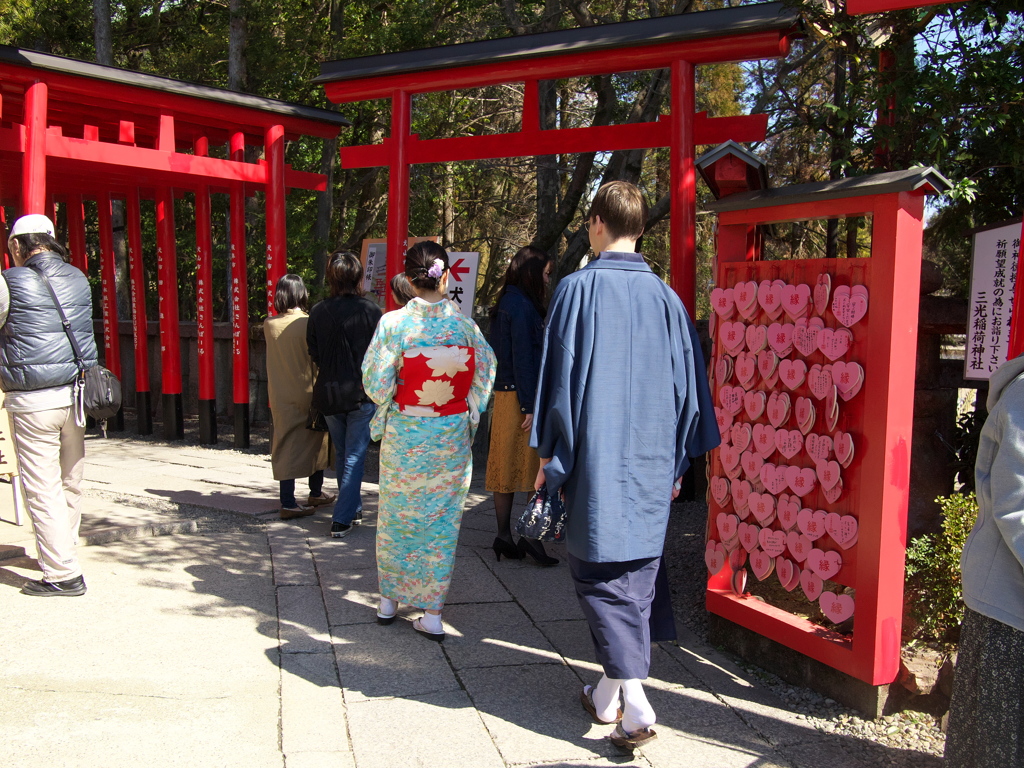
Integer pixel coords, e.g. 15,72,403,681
362,298,496,609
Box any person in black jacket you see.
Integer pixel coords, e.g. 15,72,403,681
485,246,557,566
1,214,98,596
307,252,383,538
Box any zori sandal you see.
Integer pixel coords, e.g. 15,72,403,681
377,597,398,625
412,615,445,642
580,685,622,725
609,724,657,752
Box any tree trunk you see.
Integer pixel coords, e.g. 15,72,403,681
93,0,113,66
229,0,247,93
312,136,337,291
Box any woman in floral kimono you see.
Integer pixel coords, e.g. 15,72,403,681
361,241,496,640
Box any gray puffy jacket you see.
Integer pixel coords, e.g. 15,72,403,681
0,251,98,393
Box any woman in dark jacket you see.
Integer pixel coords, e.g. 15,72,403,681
307,252,383,538
485,246,557,565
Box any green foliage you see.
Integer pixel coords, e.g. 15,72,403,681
904,492,978,642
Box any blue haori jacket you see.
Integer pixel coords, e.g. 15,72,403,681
530,251,719,563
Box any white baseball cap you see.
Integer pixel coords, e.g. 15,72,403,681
9,214,56,239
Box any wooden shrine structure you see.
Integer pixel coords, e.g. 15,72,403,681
316,2,803,315
0,45,349,445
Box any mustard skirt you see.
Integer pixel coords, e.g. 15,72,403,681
485,391,540,494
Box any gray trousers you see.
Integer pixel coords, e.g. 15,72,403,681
9,406,85,581
568,553,661,679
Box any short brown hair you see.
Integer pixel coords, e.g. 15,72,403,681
588,181,647,241
325,251,363,297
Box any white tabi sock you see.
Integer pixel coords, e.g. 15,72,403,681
419,611,443,634
592,675,622,722
619,678,656,732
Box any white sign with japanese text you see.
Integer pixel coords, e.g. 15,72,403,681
445,252,479,316
965,221,1023,380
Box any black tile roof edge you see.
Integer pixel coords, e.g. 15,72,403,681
316,2,801,84
705,167,953,212
0,44,351,127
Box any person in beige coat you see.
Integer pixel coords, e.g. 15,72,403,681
264,274,334,519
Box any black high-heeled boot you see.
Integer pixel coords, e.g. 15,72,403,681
517,537,559,566
492,536,524,561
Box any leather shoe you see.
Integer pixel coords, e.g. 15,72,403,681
306,493,336,507
280,505,315,520
22,574,87,597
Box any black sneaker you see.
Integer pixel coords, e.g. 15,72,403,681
331,522,352,539
352,511,363,526
22,574,87,597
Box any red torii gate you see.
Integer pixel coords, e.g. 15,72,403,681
0,46,348,445
315,2,802,314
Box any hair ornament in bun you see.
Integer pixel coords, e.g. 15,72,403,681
427,259,444,279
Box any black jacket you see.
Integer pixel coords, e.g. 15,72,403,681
490,286,544,414
306,294,382,415
0,252,98,392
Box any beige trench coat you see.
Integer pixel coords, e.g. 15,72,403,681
264,309,330,481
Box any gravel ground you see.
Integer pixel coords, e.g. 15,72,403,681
106,410,949,764
665,499,947,766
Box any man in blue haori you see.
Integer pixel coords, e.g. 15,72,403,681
531,181,718,750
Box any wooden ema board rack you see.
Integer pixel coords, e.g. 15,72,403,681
702,181,931,685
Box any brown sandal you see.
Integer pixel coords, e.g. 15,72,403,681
609,723,657,751
579,685,622,725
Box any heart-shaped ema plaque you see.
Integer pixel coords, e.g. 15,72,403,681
759,463,790,496
710,287,736,319
745,324,768,354
805,433,833,463
776,556,800,591
730,422,753,453
710,475,731,506
767,321,795,357
831,361,865,402
793,318,820,358
731,478,753,516
750,548,775,581
797,508,828,541
819,591,855,623
734,281,759,321
831,284,868,328
757,349,779,382
767,391,791,428
759,527,787,558
813,273,831,317
815,459,842,492
749,492,777,526
817,327,853,362
774,428,804,460
787,530,812,562
822,477,844,504
715,355,734,386
807,365,833,401
743,390,767,421
752,423,777,460
719,321,747,356
705,540,727,575
779,359,808,391
757,279,786,319
735,352,758,389
834,431,854,468
795,396,816,435
716,512,739,543
715,407,733,437
800,568,824,601
738,521,761,553
741,450,764,482
807,548,843,580
777,494,801,531
826,512,859,550
785,465,817,497
781,283,811,321
731,567,748,596
719,385,744,415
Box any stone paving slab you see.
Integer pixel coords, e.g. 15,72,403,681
442,601,562,670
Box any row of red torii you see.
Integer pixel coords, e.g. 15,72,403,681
0,3,802,446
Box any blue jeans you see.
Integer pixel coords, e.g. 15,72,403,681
280,471,324,508
325,402,375,525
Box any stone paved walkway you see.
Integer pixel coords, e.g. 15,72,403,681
0,433,939,767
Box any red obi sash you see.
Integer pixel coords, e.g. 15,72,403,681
394,345,476,417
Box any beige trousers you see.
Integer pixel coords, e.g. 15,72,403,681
9,406,85,581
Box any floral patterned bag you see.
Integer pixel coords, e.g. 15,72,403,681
515,484,567,543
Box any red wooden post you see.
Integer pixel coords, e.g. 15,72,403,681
195,179,217,444
125,188,152,435
1005,216,1024,360
230,129,251,448
670,60,697,318
96,193,124,429
155,187,184,440
386,90,411,313
22,80,48,215
0,207,8,270
66,195,87,273
264,123,287,314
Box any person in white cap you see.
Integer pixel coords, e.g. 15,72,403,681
1,213,98,596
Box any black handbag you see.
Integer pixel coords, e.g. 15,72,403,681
515,484,567,543
306,406,329,432
31,266,122,422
